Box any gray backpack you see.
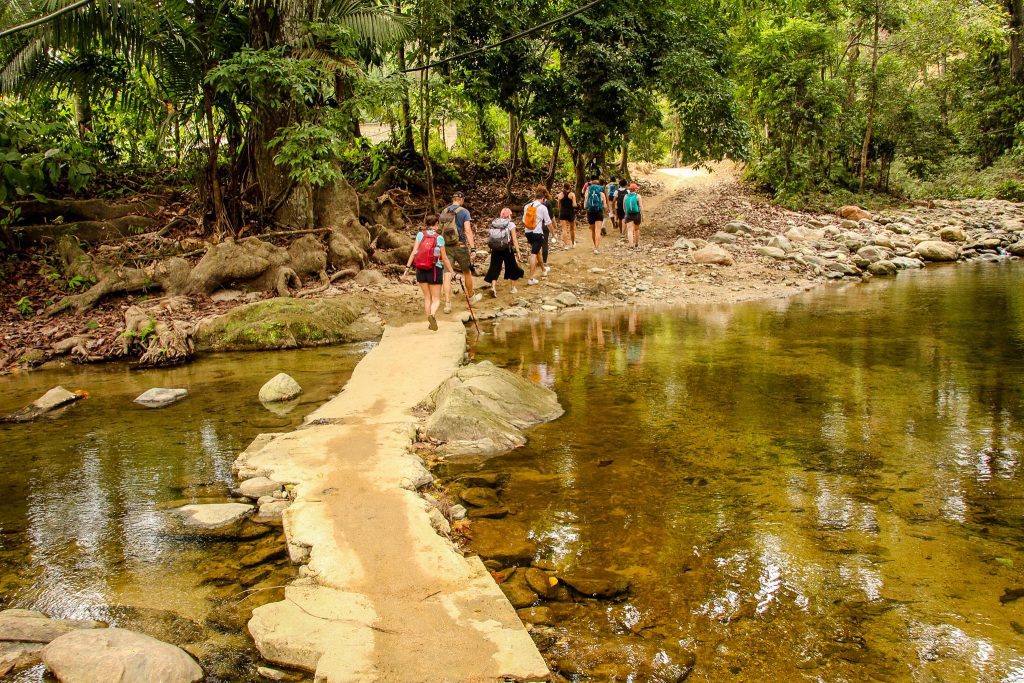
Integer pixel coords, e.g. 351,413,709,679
487,218,512,250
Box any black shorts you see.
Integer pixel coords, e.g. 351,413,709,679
558,213,574,222
587,210,604,224
625,212,642,225
616,206,626,219
526,232,545,255
416,266,443,284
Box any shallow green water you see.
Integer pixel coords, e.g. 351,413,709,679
0,345,367,679
463,262,1024,682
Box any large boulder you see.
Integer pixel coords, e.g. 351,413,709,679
2,387,82,423
1007,241,1024,256
838,205,872,221
193,298,382,352
915,241,960,262
691,245,734,266
785,226,826,242
424,362,563,457
0,610,103,644
867,260,898,276
258,374,302,403
41,628,202,683
856,246,891,263
939,226,966,242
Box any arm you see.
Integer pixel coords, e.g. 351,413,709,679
439,246,454,272
403,234,423,277
463,219,475,250
511,226,522,258
571,192,576,207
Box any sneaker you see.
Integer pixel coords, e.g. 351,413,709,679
527,278,539,286
593,248,599,255
491,286,498,298
543,266,551,277
470,293,483,304
428,315,438,331
510,286,517,293
443,302,452,314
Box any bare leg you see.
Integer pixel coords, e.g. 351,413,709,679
442,271,452,306
428,284,442,316
463,271,474,298
418,282,431,316
592,221,603,252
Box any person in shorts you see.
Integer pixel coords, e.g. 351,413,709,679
483,208,524,299
623,183,644,249
615,178,628,237
583,175,608,254
522,186,553,285
438,192,479,313
556,182,576,248
402,215,454,330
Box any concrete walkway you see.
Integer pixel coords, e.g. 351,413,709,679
235,321,549,682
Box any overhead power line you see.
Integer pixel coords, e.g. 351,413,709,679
398,0,605,74
0,0,94,40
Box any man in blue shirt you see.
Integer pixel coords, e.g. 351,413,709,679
438,192,479,312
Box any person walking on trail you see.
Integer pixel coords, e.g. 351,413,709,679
403,215,454,331
614,178,628,237
624,182,644,249
483,208,524,299
606,179,621,235
584,176,608,254
523,186,553,285
556,182,576,248
438,192,479,314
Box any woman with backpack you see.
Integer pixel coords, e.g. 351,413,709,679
402,215,454,331
556,182,576,249
483,208,524,299
623,183,644,249
584,176,608,254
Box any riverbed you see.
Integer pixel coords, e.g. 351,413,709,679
0,344,369,680
457,261,1024,681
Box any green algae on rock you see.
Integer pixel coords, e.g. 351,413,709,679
193,297,383,352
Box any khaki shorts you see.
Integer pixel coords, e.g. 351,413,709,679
448,244,472,273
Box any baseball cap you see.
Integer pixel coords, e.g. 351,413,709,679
452,191,464,198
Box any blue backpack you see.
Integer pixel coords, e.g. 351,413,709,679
586,184,605,211
606,184,619,201
624,191,640,214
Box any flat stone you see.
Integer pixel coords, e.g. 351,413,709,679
515,606,553,626
467,506,509,519
2,386,83,423
724,221,753,234
755,246,786,260
41,627,203,683
0,641,45,674
259,373,302,403
255,499,289,523
767,235,792,251
134,388,188,408
237,477,282,499
460,487,500,508
672,237,696,250
470,519,538,564
501,306,530,317
456,472,503,488
559,568,631,599
785,226,825,242
554,291,579,307
709,231,736,244
0,613,103,644
168,503,254,537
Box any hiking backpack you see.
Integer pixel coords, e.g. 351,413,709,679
523,202,538,229
413,232,439,269
586,184,604,211
606,184,619,201
487,219,512,250
624,192,640,214
438,205,462,243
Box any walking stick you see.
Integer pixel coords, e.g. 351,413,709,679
457,273,483,336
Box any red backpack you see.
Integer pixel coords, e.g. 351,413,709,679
413,232,438,269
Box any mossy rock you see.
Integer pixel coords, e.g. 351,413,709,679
193,297,382,352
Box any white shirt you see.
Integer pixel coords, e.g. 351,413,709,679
523,200,552,234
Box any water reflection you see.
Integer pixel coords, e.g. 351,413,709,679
465,262,1024,681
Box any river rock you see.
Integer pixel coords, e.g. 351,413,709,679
856,246,890,263
785,226,825,242
259,374,302,403
353,269,387,287
692,245,734,266
724,220,753,234
254,499,289,523
554,291,579,307
133,388,188,408
500,306,530,318
559,569,631,599
456,472,503,488
499,570,538,609
767,235,792,251
916,241,960,262
460,487,500,508
0,641,45,675
470,519,537,564
867,260,898,276
2,386,82,423
236,477,282,499
41,628,203,683
755,246,787,260
424,361,563,456
672,237,696,250
515,607,553,626
167,503,254,538
709,231,736,244
1007,241,1024,256
468,506,509,519
939,226,967,242
523,568,557,599
0,610,103,644
838,205,872,221
890,256,925,269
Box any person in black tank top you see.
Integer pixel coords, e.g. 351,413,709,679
556,182,577,248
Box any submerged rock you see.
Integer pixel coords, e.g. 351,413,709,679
42,628,203,683
259,374,302,403
500,570,539,608
470,519,537,564
0,609,103,644
134,388,188,408
2,386,82,423
167,503,254,538
460,487,500,508
236,476,282,499
424,361,562,457
559,569,631,599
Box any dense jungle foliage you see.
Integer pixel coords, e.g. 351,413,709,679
0,0,1020,235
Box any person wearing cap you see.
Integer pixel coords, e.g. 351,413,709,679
438,192,479,312
623,183,644,249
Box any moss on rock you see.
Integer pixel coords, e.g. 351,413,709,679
193,297,382,352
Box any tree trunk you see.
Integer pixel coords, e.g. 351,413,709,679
505,112,521,201
395,0,415,152
1009,0,1024,83
419,65,436,213
859,6,880,194
545,133,561,191
519,128,531,169
202,83,233,235
618,144,629,180
73,89,92,139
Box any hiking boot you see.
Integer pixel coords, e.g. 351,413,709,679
443,302,452,314
470,293,483,303
543,266,551,277
428,315,438,331
527,278,539,286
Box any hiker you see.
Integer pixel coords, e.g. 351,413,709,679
523,186,553,285
584,176,608,254
624,183,644,248
606,179,621,234
403,215,454,331
556,182,576,248
614,178,628,237
483,208,524,298
438,191,478,313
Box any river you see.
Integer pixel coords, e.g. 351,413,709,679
456,261,1024,681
